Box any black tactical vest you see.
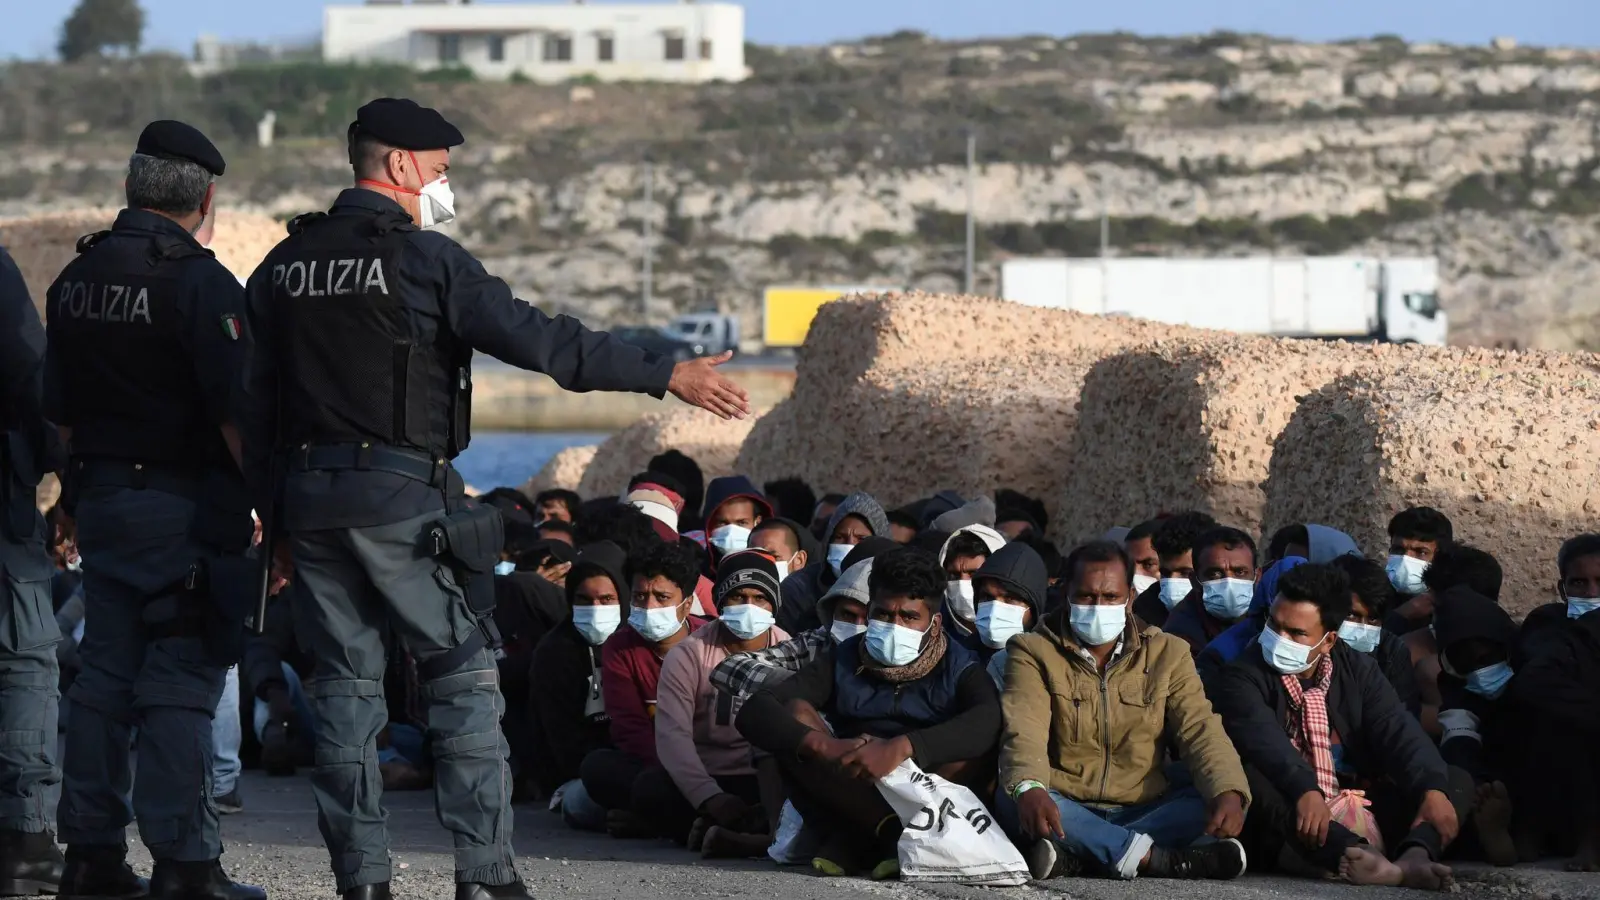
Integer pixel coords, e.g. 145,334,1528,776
270,211,467,458
47,229,228,468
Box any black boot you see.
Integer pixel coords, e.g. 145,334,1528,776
455,882,533,900
341,885,390,900
147,860,265,900
59,843,147,900
0,828,64,895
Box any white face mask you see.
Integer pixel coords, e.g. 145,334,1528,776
720,603,774,641
1338,620,1382,654
945,580,976,620
628,604,684,643
830,620,867,644
976,600,1028,649
572,604,622,646
1132,573,1159,596
418,173,456,228
1386,554,1429,595
1069,602,1127,647
1159,577,1191,610
865,620,925,667
773,559,790,582
1202,578,1255,621
494,560,516,576
1260,625,1328,676
827,544,853,576
709,524,751,555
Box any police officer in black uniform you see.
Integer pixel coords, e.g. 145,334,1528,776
0,246,67,895
240,98,749,900
45,121,266,900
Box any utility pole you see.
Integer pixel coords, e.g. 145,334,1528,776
1098,171,1110,259
965,130,976,294
642,163,654,319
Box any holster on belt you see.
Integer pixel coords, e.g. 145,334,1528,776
144,555,257,667
419,500,505,680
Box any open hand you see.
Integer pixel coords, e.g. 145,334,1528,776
1017,787,1064,841
536,560,572,586
838,735,912,781
668,351,750,420
1206,790,1246,839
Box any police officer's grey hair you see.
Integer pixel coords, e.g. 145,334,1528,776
125,153,214,217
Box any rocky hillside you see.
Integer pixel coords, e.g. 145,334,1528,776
1,31,1597,348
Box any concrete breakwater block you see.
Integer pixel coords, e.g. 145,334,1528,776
1264,364,1600,617
736,291,1194,517
519,444,599,498
579,408,763,500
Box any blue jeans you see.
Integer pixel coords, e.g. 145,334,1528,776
558,778,606,832
377,722,426,767
1027,785,1209,879
252,662,317,743
212,665,241,797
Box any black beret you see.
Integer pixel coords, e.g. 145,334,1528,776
348,98,465,151
135,120,225,176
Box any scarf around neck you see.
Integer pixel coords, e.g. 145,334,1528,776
1282,652,1339,799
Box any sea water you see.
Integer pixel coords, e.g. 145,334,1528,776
452,431,609,493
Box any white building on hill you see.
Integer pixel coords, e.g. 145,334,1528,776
323,0,747,83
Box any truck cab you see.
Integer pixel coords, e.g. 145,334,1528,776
664,312,740,357
1378,258,1448,345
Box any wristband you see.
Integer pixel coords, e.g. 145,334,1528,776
1011,780,1046,800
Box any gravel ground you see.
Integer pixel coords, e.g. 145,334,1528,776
112,771,1600,900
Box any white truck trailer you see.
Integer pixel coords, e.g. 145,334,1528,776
999,256,1447,345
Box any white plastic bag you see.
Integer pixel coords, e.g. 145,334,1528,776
874,760,1029,886
766,800,819,865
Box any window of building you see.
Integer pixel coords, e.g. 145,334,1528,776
699,39,713,60
438,34,460,64
664,33,685,61
487,35,505,63
543,33,573,62
596,34,615,62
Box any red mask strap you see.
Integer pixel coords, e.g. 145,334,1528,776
359,151,426,195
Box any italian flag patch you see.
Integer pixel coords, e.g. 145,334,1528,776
221,314,241,341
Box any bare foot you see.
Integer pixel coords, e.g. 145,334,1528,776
1565,826,1600,872
1395,847,1455,892
1338,846,1404,886
1473,781,1518,867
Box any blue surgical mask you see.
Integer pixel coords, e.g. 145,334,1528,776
1159,577,1191,610
1069,602,1126,647
709,524,751,555
865,620,925,667
1201,578,1254,621
1465,661,1514,699
572,604,622,646
830,620,867,644
1386,554,1429,595
494,560,516,576
1260,626,1327,676
976,600,1028,649
1567,597,1600,620
628,604,685,643
1338,621,1382,654
720,603,774,640
827,544,853,576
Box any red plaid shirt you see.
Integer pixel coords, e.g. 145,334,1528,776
1281,653,1339,799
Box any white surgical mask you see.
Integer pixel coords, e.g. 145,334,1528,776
1567,597,1600,620
827,544,853,576
773,558,792,582
1159,577,1191,610
830,620,867,644
1465,661,1514,699
494,560,516,576
1069,602,1127,647
976,601,1028,649
945,580,976,620
572,604,621,646
1202,578,1255,621
1260,626,1327,676
720,603,774,640
1132,573,1159,596
1386,554,1429,596
709,524,751,555
418,173,456,228
1338,621,1382,654
628,604,684,643
865,620,925,667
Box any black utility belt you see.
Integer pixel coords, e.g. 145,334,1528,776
71,458,199,498
287,443,448,487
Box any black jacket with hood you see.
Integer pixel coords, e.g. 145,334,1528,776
1207,640,1450,804
700,475,774,570
777,492,890,634
1433,587,1520,779
528,541,631,791
971,542,1048,662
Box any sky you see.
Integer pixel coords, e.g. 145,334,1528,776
3,0,1595,59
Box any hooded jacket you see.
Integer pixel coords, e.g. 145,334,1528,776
776,495,892,634
1432,586,1519,778
1002,614,1249,808
700,475,773,528
938,524,1009,651
971,542,1047,681
932,496,998,534
919,490,969,528
528,542,631,789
